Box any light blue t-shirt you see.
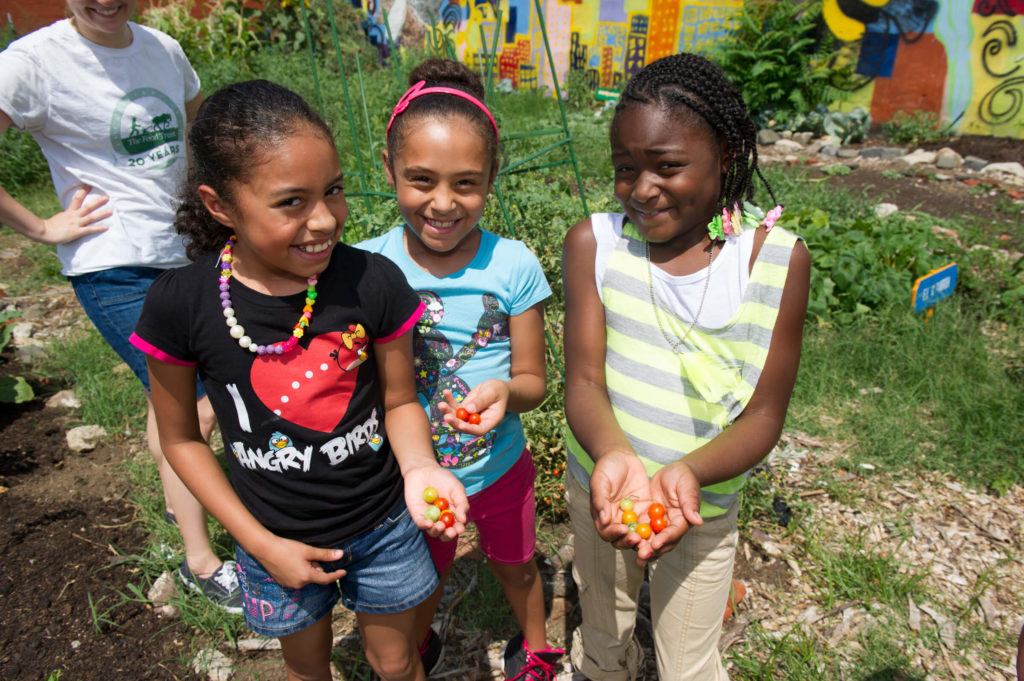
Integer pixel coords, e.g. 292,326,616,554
357,226,552,494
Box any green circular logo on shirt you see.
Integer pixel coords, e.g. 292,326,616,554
109,87,184,170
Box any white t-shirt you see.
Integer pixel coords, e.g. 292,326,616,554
592,212,756,328
0,20,201,275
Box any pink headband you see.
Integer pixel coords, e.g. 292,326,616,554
385,80,498,142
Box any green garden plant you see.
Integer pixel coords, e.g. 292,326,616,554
882,109,953,147
0,309,35,403
709,0,845,129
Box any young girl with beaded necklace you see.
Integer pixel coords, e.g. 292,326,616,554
131,80,468,681
562,53,811,681
358,58,563,680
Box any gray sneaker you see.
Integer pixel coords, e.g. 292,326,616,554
178,560,243,614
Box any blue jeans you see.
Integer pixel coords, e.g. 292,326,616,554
234,501,438,637
69,266,204,397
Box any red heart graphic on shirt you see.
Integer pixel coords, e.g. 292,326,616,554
249,332,365,432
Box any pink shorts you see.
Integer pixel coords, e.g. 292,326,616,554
427,449,536,573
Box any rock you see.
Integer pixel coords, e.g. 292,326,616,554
45,390,81,409
934,173,953,182
874,203,899,218
805,140,823,155
10,322,34,345
792,131,814,146
774,138,804,153
757,129,780,145
859,146,889,158
193,647,235,681
837,148,860,159
982,161,1024,178
147,571,181,618
963,155,988,171
66,425,108,452
935,147,963,169
880,147,908,160
820,144,839,157
899,149,937,165
15,344,49,364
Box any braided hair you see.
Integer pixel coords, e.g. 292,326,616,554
175,79,334,259
386,57,499,174
614,53,777,210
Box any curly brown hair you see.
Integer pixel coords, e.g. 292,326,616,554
175,79,334,259
385,57,498,174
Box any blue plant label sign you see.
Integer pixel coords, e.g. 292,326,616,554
912,263,958,313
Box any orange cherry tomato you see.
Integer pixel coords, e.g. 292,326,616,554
650,516,668,534
621,509,638,525
636,523,653,539
468,412,482,425
434,497,450,512
455,407,470,421
648,503,666,520
440,510,455,528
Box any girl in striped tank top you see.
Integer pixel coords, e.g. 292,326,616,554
562,53,810,681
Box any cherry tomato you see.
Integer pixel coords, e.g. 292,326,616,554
425,505,441,522
468,412,482,425
636,523,653,539
423,487,438,504
628,522,638,532
621,509,638,525
455,407,470,421
434,497,450,512
648,503,666,520
619,498,634,512
440,510,455,528
650,516,668,534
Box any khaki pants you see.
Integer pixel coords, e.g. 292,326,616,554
567,474,737,681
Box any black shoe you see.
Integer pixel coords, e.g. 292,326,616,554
419,628,444,677
502,632,565,681
178,560,243,614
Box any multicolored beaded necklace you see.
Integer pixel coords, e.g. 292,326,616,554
218,236,317,355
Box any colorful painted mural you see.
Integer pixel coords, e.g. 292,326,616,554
359,0,1024,139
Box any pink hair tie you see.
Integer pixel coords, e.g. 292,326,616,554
385,80,499,142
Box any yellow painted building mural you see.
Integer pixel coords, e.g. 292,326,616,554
359,0,1024,138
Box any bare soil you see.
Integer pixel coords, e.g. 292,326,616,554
1,133,1022,681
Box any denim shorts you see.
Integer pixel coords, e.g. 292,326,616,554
234,501,439,638
69,266,204,398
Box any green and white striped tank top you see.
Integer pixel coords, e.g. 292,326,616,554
567,215,800,518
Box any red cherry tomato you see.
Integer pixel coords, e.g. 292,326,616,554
650,516,668,534
648,503,666,520
636,523,653,539
440,510,455,528
455,407,470,421
621,509,638,525
434,497,450,512
468,412,482,425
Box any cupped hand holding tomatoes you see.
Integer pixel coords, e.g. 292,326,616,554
589,451,654,560
437,382,509,434
404,464,468,540
644,460,704,558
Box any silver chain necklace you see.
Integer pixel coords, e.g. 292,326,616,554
645,240,716,354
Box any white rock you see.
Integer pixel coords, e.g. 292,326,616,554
774,138,805,153
193,647,235,681
899,149,937,165
66,425,108,452
982,161,1024,178
46,389,81,409
874,203,899,218
10,322,34,345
